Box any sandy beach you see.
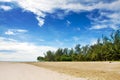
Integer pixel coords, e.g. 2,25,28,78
27,62,120,80
0,62,86,80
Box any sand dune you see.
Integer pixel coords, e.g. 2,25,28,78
0,62,86,80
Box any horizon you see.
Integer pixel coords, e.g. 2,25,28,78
0,0,120,61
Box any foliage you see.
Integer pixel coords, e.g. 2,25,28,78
37,30,120,61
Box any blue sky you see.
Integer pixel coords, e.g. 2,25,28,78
0,0,120,61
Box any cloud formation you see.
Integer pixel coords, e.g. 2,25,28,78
86,0,120,30
66,20,71,26
0,37,57,61
0,5,12,11
5,29,28,35
0,0,12,2
0,0,120,29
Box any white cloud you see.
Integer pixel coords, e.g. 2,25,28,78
87,0,120,30
1,0,120,29
0,5,12,11
66,20,71,26
0,0,12,2
1,0,95,27
16,29,28,33
0,37,57,61
5,30,15,35
95,0,120,11
36,16,45,27
5,29,28,35
90,25,107,30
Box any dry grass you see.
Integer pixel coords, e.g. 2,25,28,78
26,62,120,80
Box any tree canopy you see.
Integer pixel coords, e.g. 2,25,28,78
37,30,120,61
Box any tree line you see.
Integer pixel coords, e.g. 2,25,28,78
37,30,120,61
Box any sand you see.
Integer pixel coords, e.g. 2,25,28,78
0,62,86,80
27,62,120,80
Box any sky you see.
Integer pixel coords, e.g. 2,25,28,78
0,0,120,61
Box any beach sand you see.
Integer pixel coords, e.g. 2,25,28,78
27,62,120,80
0,62,86,80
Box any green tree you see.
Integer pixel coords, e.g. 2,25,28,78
37,30,120,61
75,44,81,54
37,56,44,61
55,48,63,61
44,51,55,61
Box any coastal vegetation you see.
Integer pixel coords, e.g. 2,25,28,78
37,30,120,61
